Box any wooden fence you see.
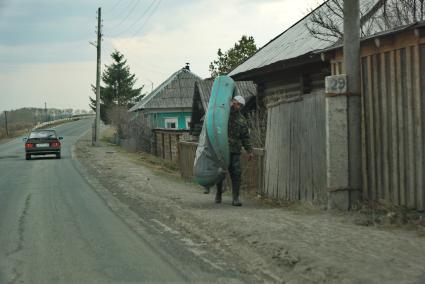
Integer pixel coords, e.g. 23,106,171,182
152,129,190,163
178,141,265,194
263,90,327,204
178,141,198,178
361,45,425,210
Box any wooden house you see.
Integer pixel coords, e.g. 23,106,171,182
229,0,425,210
129,65,202,130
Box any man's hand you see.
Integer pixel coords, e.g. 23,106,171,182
247,152,254,161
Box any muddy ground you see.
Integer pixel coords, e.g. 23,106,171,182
75,130,425,284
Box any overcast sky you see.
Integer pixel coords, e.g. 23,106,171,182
0,0,320,112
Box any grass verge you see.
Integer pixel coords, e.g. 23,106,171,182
100,127,180,176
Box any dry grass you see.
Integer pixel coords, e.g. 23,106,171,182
131,151,180,176
100,126,180,176
100,126,117,143
352,200,425,235
0,128,30,143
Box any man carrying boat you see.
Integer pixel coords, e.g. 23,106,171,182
215,95,253,206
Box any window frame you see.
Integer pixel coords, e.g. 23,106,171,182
164,117,178,129
185,117,191,129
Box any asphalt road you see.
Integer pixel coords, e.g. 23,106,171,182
0,119,189,283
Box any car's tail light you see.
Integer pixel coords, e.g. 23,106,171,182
51,141,61,148
25,143,33,149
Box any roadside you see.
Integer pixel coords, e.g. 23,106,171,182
0,129,27,145
0,117,82,144
36,117,82,129
75,128,425,284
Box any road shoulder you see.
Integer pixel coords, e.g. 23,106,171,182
74,130,425,284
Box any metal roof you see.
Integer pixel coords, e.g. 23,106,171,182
229,0,379,77
317,21,425,54
129,68,202,112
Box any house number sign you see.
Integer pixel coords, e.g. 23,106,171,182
325,74,347,94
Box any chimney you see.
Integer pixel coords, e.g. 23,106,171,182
184,62,190,71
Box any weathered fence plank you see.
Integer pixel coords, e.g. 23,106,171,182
361,45,424,211
264,91,326,204
380,52,390,202
373,54,383,202
389,50,400,205
366,55,376,201
396,49,406,206
415,45,424,211
361,57,369,201
406,46,416,208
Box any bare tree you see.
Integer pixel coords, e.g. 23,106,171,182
108,106,153,153
108,106,131,139
127,114,153,153
306,0,345,43
306,0,425,43
246,110,267,148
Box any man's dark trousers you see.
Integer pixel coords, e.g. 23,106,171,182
216,153,241,204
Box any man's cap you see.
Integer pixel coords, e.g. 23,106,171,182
233,95,246,105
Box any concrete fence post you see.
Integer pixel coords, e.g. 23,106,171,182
326,0,362,210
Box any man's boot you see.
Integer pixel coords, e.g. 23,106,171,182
231,180,242,206
215,181,223,203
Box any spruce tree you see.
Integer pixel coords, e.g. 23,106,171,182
90,50,144,123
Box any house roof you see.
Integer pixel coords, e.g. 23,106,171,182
194,80,257,111
318,21,425,54
229,0,380,78
129,68,202,112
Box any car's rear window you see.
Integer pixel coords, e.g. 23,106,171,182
29,131,57,139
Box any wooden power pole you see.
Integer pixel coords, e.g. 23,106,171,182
326,0,362,210
93,7,102,146
4,111,8,137
344,0,362,205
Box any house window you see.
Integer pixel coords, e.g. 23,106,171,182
185,117,191,129
164,117,178,129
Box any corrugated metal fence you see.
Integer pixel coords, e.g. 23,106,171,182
361,45,425,210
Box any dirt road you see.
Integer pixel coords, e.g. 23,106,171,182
75,131,425,284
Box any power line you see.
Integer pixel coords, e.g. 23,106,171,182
103,38,169,76
129,0,162,39
105,0,138,22
107,0,158,37
101,0,169,83
103,0,124,14
107,0,142,33
110,0,162,45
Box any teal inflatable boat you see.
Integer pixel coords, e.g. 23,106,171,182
193,76,236,188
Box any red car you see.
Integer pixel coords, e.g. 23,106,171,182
24,129,63,160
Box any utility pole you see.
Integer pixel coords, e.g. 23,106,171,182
4,111,8,137
146,79,154,92
45,102,48,122
326,0,361,210
344,0,362,206
93,7,102,146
